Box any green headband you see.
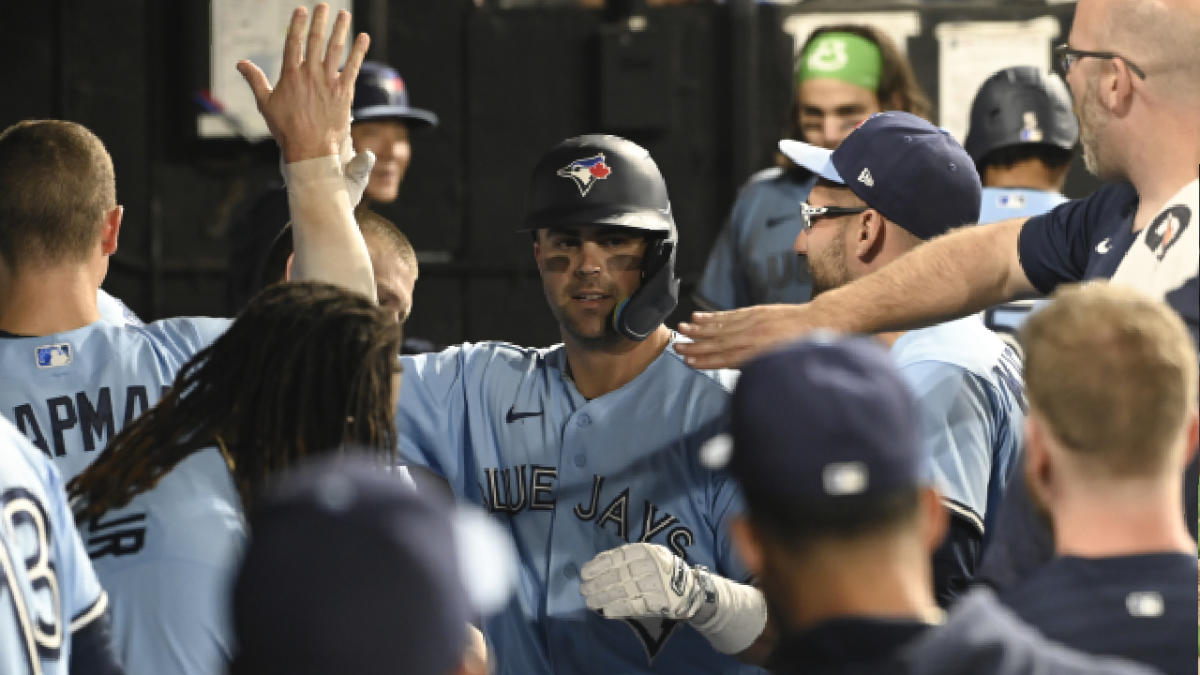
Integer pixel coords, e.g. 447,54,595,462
797,32,883,92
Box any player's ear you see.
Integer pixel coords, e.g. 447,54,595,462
1182,410,1199,467
729,515,764,576
284,252,295,281
1023,414,1055,507
100,205,123,256
853,209,884,261
918,487,949,554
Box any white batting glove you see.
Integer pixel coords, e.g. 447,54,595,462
280,123,375,208
579,543,714,620
579,542,768,655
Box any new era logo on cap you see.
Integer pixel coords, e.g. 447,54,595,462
857,167,875,187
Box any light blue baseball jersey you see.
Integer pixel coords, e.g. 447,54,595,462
0,317,230,481
97,289,143,327
978,187,1066,336
891,316,1027,536
695,168,817,309
0,415,108,675
396,338,763,675
78,447,244,675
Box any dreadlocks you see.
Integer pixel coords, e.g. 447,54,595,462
69,282,404,519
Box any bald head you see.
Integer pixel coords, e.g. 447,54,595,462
1080,0,1200,100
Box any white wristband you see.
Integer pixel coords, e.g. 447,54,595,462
689,572,768,655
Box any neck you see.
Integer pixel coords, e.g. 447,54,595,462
1126,109,1200,231
983,159,1066,192
0,264,100,335
562,325,671,400
1051,476,1195,557
774,537,939,632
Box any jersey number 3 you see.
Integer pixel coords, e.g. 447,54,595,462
0,488,63,675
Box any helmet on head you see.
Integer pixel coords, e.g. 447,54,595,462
964,66,1078,167
518,134,678,342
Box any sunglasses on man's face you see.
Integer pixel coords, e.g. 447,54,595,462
800,202,869,230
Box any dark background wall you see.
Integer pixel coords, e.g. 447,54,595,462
0,1,1091,349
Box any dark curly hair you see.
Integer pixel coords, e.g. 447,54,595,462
69,282,404,518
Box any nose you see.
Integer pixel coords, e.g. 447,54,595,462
575,241,604,276
794,229,809,255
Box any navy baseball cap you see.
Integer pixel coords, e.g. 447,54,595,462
232,455,514,675
353,62,439,129
779,111,981,241
703,335,926,507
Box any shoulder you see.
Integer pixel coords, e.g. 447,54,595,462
893,317,1008,373
141,317,232,350
663,339,738,394
1029,182,1138,230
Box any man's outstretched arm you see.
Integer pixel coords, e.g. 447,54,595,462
676,217,1036,369
236,4,376,301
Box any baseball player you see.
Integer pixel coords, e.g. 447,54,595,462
68,282,404,675
0,4,376,482
396,134,767,674
0,414,121,675
965,66,1080,337
999,284,1198,675
232,455,515,675
228,60,437,311
710,335,1157,675
777,112,1027,602
694,25,930,310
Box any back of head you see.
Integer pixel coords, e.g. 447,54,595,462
233,455,469,675
1021,283,1198,478
0,119,115,272
965,66,1078,172
713,335,926,546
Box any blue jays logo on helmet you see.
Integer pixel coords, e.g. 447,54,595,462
556,154,613,197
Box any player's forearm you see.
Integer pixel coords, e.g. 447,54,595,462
810,217,1034,334
284,155,376,301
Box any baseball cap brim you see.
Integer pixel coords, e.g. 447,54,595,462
778,139,844,184
354,105,439,129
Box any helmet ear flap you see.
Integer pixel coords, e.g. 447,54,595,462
612,238,679,341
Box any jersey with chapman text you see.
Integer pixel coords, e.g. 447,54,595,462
0,416,108,675
0,317,230,480
694,167,817,310
977,187,1067,336
78,447,245,675
396,338,762,675
891,316,1026,539
1001,553,1197,675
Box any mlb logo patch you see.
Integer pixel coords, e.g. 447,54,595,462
35,343,72,368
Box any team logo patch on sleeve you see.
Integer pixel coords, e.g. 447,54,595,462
34,343,72,368
557,154,612,196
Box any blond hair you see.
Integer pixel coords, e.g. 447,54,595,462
0,120,116,270
1021,283,1198,477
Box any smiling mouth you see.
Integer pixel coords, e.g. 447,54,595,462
572,291,611,302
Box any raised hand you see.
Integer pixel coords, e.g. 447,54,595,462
236,4,369,162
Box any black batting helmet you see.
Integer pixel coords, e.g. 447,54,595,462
964,66,1078,167
519,134,678,342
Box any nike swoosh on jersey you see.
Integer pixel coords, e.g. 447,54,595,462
506,405,544,423
1096,237,1112,254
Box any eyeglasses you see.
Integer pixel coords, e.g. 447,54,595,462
1053,44,1146,80
800,202,869,230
